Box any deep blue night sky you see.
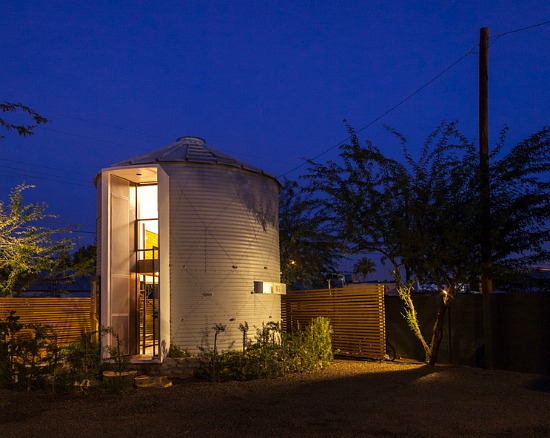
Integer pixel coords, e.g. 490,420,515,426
2,1,549,278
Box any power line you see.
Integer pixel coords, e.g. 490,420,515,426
278,45,478,177
43,114,296,168
3,163,87,184
0,157,86,176
279,19,550,178
491,19,550,43
39,126,149,151
7,20,549,186
47,111,174,142
3,168,90,187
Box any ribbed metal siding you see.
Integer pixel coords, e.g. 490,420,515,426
95,177,102,277
164,163,281,352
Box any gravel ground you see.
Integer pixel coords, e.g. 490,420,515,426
1,359,549,437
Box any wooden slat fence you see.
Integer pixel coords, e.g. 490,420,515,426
282,285,386,360
0,298,93,346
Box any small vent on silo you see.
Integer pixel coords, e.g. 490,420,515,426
176,136,205,144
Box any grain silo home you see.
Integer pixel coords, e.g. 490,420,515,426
95,136,284,362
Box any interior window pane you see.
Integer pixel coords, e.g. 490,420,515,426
138,185,158,219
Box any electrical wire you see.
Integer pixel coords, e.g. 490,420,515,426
46,111,174,142
491,20,550,43
0,157,87,176
277,45,478,178
278,19,550,178
3,19,548,247
24,18,550,182
39,115,296,168
6,20,550,185
40,126,149,151
3,168,90,187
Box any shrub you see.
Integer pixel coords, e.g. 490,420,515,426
0,310,22,388
101,327,128,374
0,310,62,391
0,311,124,393
60,330,102,390
167,344,191,358
195,317,333,382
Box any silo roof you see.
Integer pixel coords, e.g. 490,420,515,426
111,136,277,181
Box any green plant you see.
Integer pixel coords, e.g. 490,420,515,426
0,310,23,388
212,323,226,356
61,330,102,390
0,310,62,391
304,316,334,368
101,327,128,373
100,326,132,393
17,323,59,392
0,184,74,297
195,317,334,382
0,313,132,393
239,322,249,353
167,344,191,358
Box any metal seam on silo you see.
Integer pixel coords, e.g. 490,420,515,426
176,296,232,344
174,188,234,265
171,189,227,274
232,180,276,267
173,181,253,266
164,159,280,353
253,295,276,316
173,176,270,276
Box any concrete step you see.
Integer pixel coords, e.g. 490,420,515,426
135,374,172,389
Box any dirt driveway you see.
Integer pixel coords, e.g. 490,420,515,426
1,359,549,437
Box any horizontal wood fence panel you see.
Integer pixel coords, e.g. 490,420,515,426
282,285,386,360
0,298,93,346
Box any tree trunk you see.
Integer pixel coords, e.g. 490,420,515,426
428,297,450,366
400,288,431,360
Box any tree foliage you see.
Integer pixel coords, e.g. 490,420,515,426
490,127,550,272
67,245,97,277
0,102,48,140
0,102,83,296
305,121,550,364
279,178,342,289
353,256,377,283
0,184,74,297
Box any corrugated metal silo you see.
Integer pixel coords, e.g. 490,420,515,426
101,136,282,356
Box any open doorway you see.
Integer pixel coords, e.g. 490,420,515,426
135,184,159,357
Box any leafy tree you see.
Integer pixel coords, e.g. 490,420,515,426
1,102,81,296
279,178,342,289
0,102,48,140
353,256,377,283
69,245,97,277
306,121,550,365
489,127,550,275
0,184,74,297
37,244,97,294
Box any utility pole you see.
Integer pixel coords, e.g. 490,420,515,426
479,27,494,369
